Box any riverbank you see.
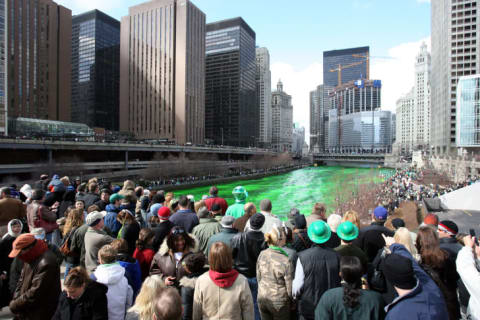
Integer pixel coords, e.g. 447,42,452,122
149,164,310,192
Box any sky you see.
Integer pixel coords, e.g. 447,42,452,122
58,0,432,140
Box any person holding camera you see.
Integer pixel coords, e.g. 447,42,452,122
456,234,480,319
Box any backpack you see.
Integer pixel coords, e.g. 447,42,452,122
60,228,77,257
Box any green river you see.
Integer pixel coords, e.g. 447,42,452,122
174,166,393,220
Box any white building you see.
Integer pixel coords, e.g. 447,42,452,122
431,0,480,154
395,89,415,153
272,80,293,152
256,47,272,148
413,42,431,149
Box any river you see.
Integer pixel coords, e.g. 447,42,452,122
173,166,393,220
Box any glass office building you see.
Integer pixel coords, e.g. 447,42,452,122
323,46,369,88
205,17,257,147
8,117,93,137
456,75,480,147
72,10,120,131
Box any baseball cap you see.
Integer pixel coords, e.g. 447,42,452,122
373,206,388,220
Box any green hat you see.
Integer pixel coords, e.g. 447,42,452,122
337,221,359,241
232,186,248,200
109,193,125,203
307,220,331,244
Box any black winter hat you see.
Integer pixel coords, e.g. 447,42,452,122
438,220,458,236
250,213,265,230
382,253,417,290
391,218,405,230
294,214,307,229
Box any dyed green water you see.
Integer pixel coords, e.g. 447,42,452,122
175,166,393,220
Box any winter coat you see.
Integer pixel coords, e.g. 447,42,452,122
149,236,198,283
26,200,58,233
69,224,88,267
231,230,267,278
192,271,254,320
63,227,81,265
93,263,133,320
52,281,108,320
315,287,385,320
305,213,325,228
94,200,108,212
180,270,207,320
169,209,199,233
232,214,250,233
0,220,22,308
133,247,156,281
84,228,114,273
58,190,76,218
0,198,26,233
385,244,448,320
292,229,313,252
119,221,141,256
9,244,61,320
204,196,228,215
83,192,101,209
192,218,221,255
8,257,22,295
354,222,394,262
324,231,341,249
456,246,480,320
116,253,142,298
206,227,238,258
256,248,293,304
104,204,122,237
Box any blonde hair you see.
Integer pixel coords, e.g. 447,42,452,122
265,225,286,246
394,227,419,260
60,176,70,186
165,192,174,207
63,208,84,237
128,275,165,319
342,210,361,230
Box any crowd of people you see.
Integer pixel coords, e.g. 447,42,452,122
0,171,478,320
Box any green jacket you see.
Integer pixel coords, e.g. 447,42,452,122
225,203,245,219
192,218,221,255
315,287,385,320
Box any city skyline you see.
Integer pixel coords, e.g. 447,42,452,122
57,0,432,140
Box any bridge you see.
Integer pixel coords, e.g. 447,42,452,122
312,153,385,167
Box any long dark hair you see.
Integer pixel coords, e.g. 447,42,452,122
416,226,448,269
340,256,363,309
136,228,154,251
166,227,195,252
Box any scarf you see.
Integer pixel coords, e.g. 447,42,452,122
209,269,239,288
269,246,289,257
3,219,23,239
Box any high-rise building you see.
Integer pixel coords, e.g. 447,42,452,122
456,75,480,149
413,42,431,149
72,10,120,131
256,47,271,148
0,1,7,135
309,84,332,152
292,124,305,155
120,0,205,144
4,0,72,131
205,17,257,147
395,89,415,153
391,113,396,144
323,46,369,88
272,80,293,152
431,0,480,154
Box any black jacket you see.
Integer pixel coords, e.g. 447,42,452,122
297,245,341,320
83,193,101,209
52,280,108,320
152,221,175,252
120,222,141,256
93,200,108,212
440,237,469,308
292,229,313,252
180,269,208,320
354,222,394,262
231,231,267,278
324,231,341,249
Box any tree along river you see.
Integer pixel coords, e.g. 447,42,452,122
173,166,394,220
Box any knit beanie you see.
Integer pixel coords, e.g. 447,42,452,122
250,213,265,230
382,253,417,290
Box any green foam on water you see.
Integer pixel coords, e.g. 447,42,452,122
174,166,394,220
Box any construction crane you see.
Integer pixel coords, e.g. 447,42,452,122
352,53,370,80
328,61,364,151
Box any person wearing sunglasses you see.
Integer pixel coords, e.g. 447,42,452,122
149,226,199,287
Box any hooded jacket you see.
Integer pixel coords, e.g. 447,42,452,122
93,263,133,320
192,270,254,320
0,219,22,307
52,280,108,320
116,253,142,298
104,204,122,237
231,230,267,278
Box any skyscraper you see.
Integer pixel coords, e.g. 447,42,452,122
309,84,332,152
456,75,480,148
395,89,415,153
272,80,293,152
72,10,120,131
120,0,205,144
413,42,431,149
0,0,7,135
205,17,257,147
431,0,480,154
5,0,72,127
323,46,369,88
256,47,271,148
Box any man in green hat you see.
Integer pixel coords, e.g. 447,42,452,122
293,220,341,320
335,221,368,273
225,186,248,219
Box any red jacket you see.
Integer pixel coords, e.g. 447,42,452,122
133,248,156,281
204,197,228,215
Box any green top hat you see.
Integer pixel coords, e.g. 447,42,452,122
337,221,359,241
307,220,331,244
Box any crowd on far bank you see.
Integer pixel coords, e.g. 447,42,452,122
0,171,478,320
